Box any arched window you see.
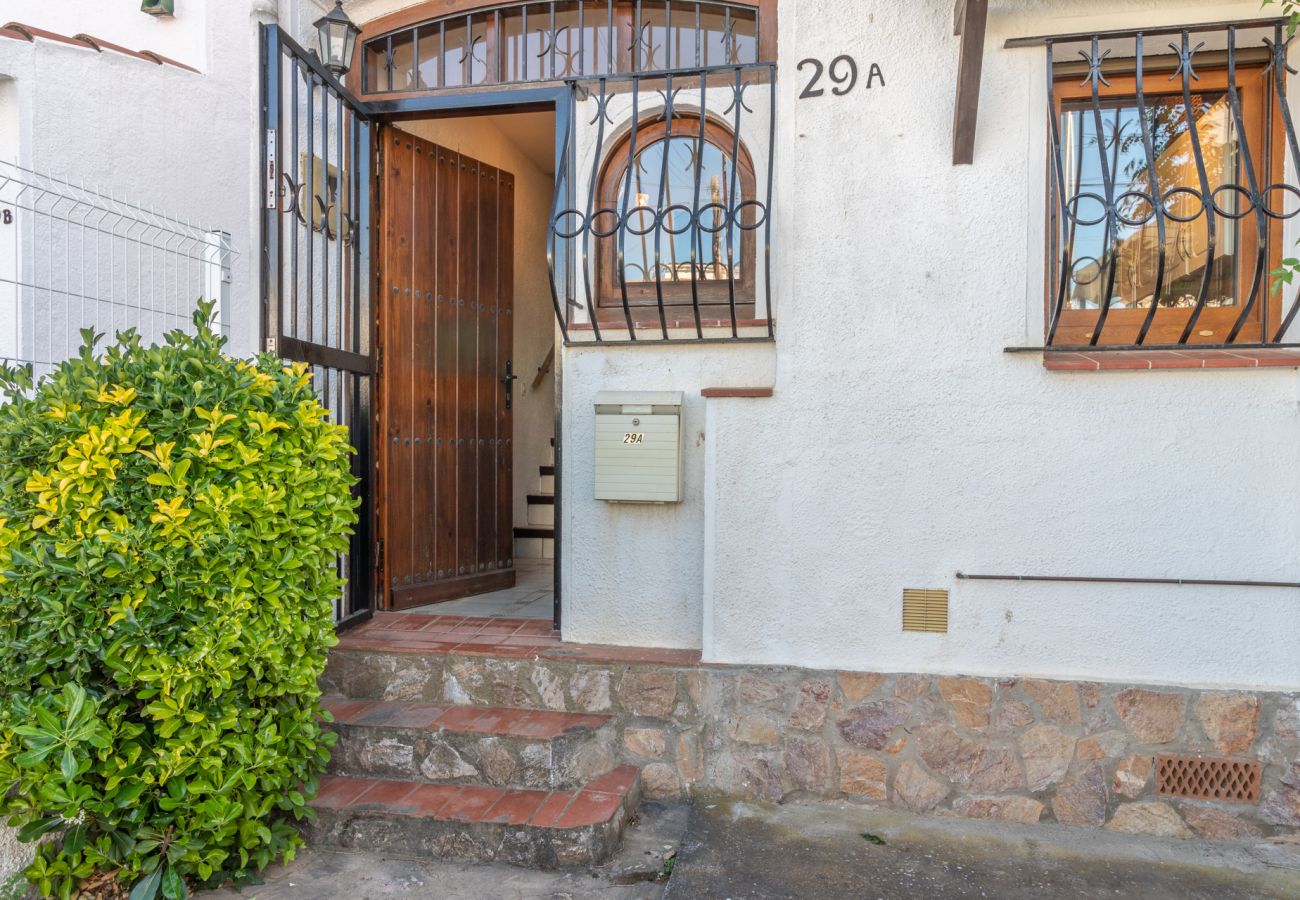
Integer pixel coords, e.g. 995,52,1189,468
595,117,757,321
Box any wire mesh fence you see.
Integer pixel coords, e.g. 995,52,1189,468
0,160,235,378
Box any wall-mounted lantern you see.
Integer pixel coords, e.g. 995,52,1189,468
313,1,361,77
140,0,175,16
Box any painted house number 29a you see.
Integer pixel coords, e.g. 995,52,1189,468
797,55,885,99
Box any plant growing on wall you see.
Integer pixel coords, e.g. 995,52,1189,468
1264,0,1300,34
0,302,357,899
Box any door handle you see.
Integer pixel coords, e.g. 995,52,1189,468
500,359,518,410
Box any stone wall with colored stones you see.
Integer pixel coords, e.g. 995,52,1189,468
323,650,1300,840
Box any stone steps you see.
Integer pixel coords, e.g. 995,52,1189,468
313,684,643,867
307,766,641,868
323,698,617,790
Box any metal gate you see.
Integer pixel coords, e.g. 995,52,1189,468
260,25,374,626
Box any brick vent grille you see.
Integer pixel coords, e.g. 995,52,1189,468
902,589,949,634
1155,754,1261,803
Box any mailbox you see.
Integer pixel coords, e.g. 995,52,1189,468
594,391,684,503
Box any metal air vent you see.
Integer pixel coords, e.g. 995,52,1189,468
902,589,949,634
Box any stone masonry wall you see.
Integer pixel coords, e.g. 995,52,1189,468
322,650,1300,840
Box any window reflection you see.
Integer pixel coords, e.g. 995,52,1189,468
409,17,488,89
1060,93,1242,311
615,135,742,284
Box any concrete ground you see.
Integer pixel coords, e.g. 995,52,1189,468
202,799,1300,899
665,800,1300,900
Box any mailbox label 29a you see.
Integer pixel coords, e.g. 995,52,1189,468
623,433,645,445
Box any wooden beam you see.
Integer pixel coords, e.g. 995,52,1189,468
952,0,988,165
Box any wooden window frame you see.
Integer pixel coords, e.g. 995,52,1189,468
594,116,757,321
1048,58,1284,347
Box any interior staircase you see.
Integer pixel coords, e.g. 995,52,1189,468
309,689,642,867
513,438,554,560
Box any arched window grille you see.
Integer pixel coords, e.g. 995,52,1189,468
359,0,770,93
594,117,756,318
550,67,775,343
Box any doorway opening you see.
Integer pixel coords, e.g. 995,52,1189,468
375,110,558,620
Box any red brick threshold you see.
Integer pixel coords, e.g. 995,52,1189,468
1043,347,1300,371
338,612,702,666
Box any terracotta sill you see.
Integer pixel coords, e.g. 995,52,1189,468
1043,348,1300,371
701,387,774,398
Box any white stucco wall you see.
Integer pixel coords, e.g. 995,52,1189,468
557,0,1300,691
562,343,776,649
5,0,211,69
0,0,264,360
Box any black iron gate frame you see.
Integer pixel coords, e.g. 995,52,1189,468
261,24,376,630
262,22,574,630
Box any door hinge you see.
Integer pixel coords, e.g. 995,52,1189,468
375,345,383,378
375,538,385,574
264,129,277,209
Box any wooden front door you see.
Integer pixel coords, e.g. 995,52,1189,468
377,126,516,610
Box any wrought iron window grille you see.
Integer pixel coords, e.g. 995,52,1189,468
548,63,776,344
1011,19,1300,353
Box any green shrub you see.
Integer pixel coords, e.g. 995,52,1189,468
0,303,357,899
1,870,26,900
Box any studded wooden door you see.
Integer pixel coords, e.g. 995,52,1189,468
377,126,515,610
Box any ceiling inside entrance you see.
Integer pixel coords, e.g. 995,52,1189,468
490,112,556,177
398,111,556,178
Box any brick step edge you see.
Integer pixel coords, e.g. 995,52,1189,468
324,698,613,738
308,767,640,868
